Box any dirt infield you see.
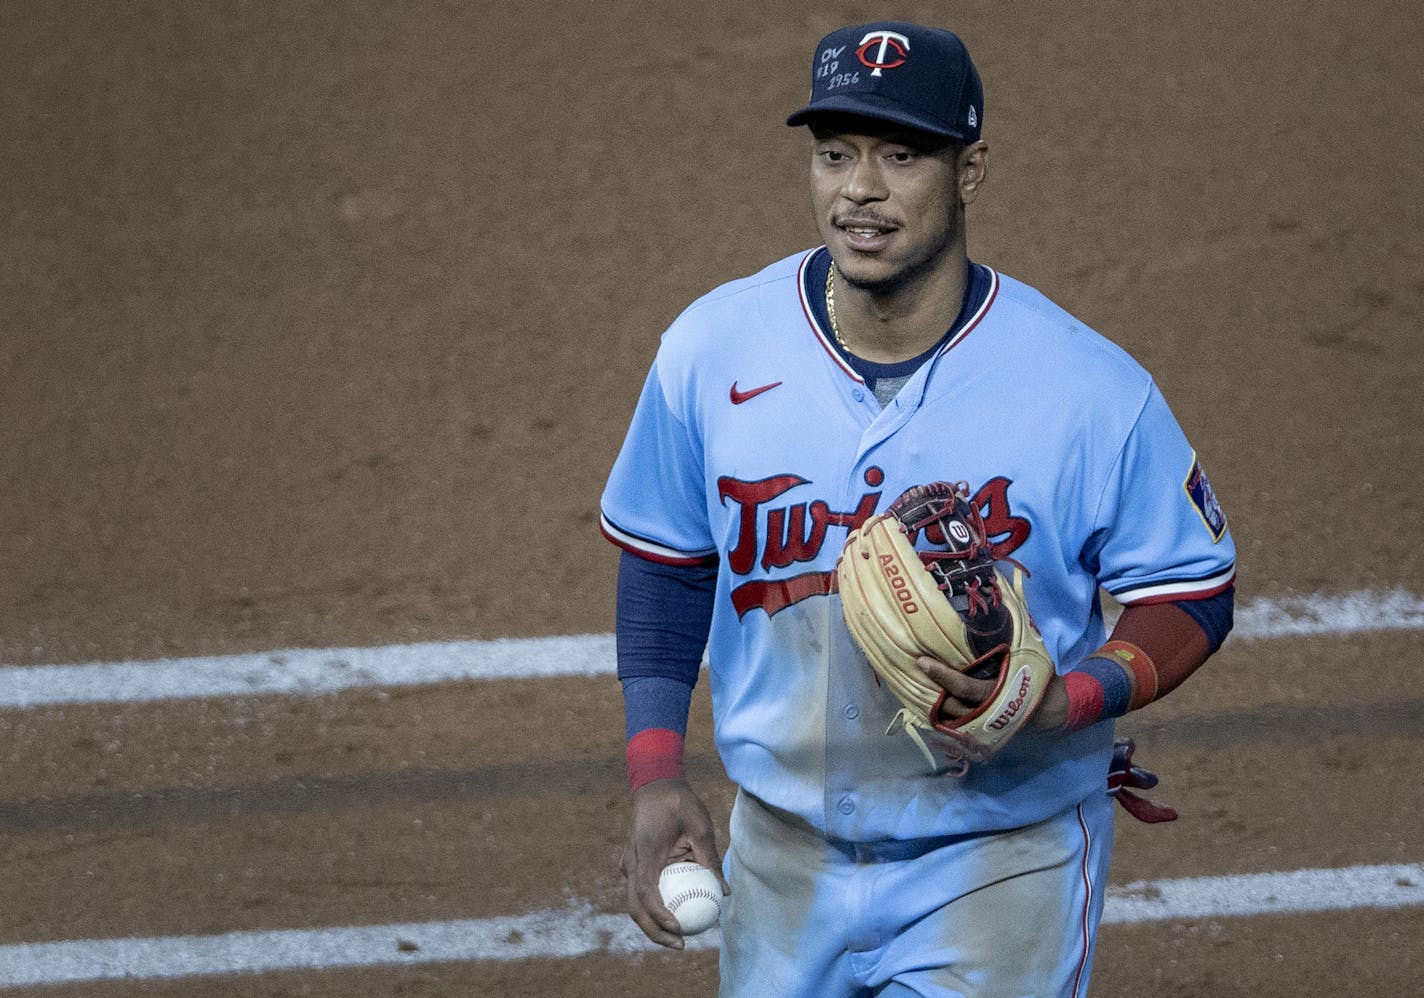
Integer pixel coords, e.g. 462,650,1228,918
1,2,1421,995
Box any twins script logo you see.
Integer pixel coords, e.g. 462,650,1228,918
717,467,1030,617
856,31,910,76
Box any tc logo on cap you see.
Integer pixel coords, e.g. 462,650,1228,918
787,22,984,142
856,30,910,77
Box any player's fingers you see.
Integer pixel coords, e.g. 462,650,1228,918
917,655,993,712
624,846,685,949
635,898,685,949
629,876,683,945
644,905,686,948
714,864,731,896
689,843,731,896
632,903,685,949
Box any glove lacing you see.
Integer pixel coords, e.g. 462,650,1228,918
886,707,971,777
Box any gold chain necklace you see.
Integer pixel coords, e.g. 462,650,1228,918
824,262,850,352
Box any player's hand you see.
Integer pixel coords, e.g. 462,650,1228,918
620,777,729,950
915,655,993,717
1030,674,1069,731
916,656,1070,731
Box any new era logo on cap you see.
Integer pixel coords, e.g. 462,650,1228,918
786,21,984,142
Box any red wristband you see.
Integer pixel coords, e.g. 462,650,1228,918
626,728,685,791
1062,672,1106,730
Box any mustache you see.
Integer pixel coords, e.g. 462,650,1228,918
835,213,898,228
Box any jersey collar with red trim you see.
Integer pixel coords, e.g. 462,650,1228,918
796,248,997,382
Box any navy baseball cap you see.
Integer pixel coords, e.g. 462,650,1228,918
785,22,983,142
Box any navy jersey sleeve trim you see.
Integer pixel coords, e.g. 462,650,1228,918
600,513,719,567
1110,565,1236,605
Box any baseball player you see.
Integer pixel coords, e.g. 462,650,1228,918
601,21,1235,997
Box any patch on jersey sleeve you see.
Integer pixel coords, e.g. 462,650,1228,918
1183,454,1228,542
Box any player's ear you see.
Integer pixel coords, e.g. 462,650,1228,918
957,140,988,205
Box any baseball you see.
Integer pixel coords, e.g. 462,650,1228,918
658,861,722,936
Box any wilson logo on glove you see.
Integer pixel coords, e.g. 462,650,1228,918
985,667,1035,732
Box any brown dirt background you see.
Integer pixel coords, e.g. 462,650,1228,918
1,1,1421,995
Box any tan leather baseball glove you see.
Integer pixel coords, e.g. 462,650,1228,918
836,481,1055,773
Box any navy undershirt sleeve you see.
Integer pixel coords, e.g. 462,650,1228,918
1173,585,1235,653
620,676,696,741
616,551,717,739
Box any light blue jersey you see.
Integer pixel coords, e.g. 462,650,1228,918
601,248,1235,841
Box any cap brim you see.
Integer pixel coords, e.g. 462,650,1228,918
785,96,965,140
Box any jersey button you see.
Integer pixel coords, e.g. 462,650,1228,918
843,704,860,720
836,796,855,815
851,388,865,402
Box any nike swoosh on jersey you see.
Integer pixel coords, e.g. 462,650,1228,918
729,380,783,404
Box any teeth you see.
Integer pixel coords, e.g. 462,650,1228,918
848,227,883,236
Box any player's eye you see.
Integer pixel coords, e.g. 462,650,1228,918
888,150,917,164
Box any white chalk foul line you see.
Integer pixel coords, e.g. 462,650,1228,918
0,863,1419,988
0,902,705,990
1,589,1421,709
0,634,618,709
1101,862,1424,923
1231,587,1424,639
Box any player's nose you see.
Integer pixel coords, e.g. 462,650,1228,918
841,158,888,203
